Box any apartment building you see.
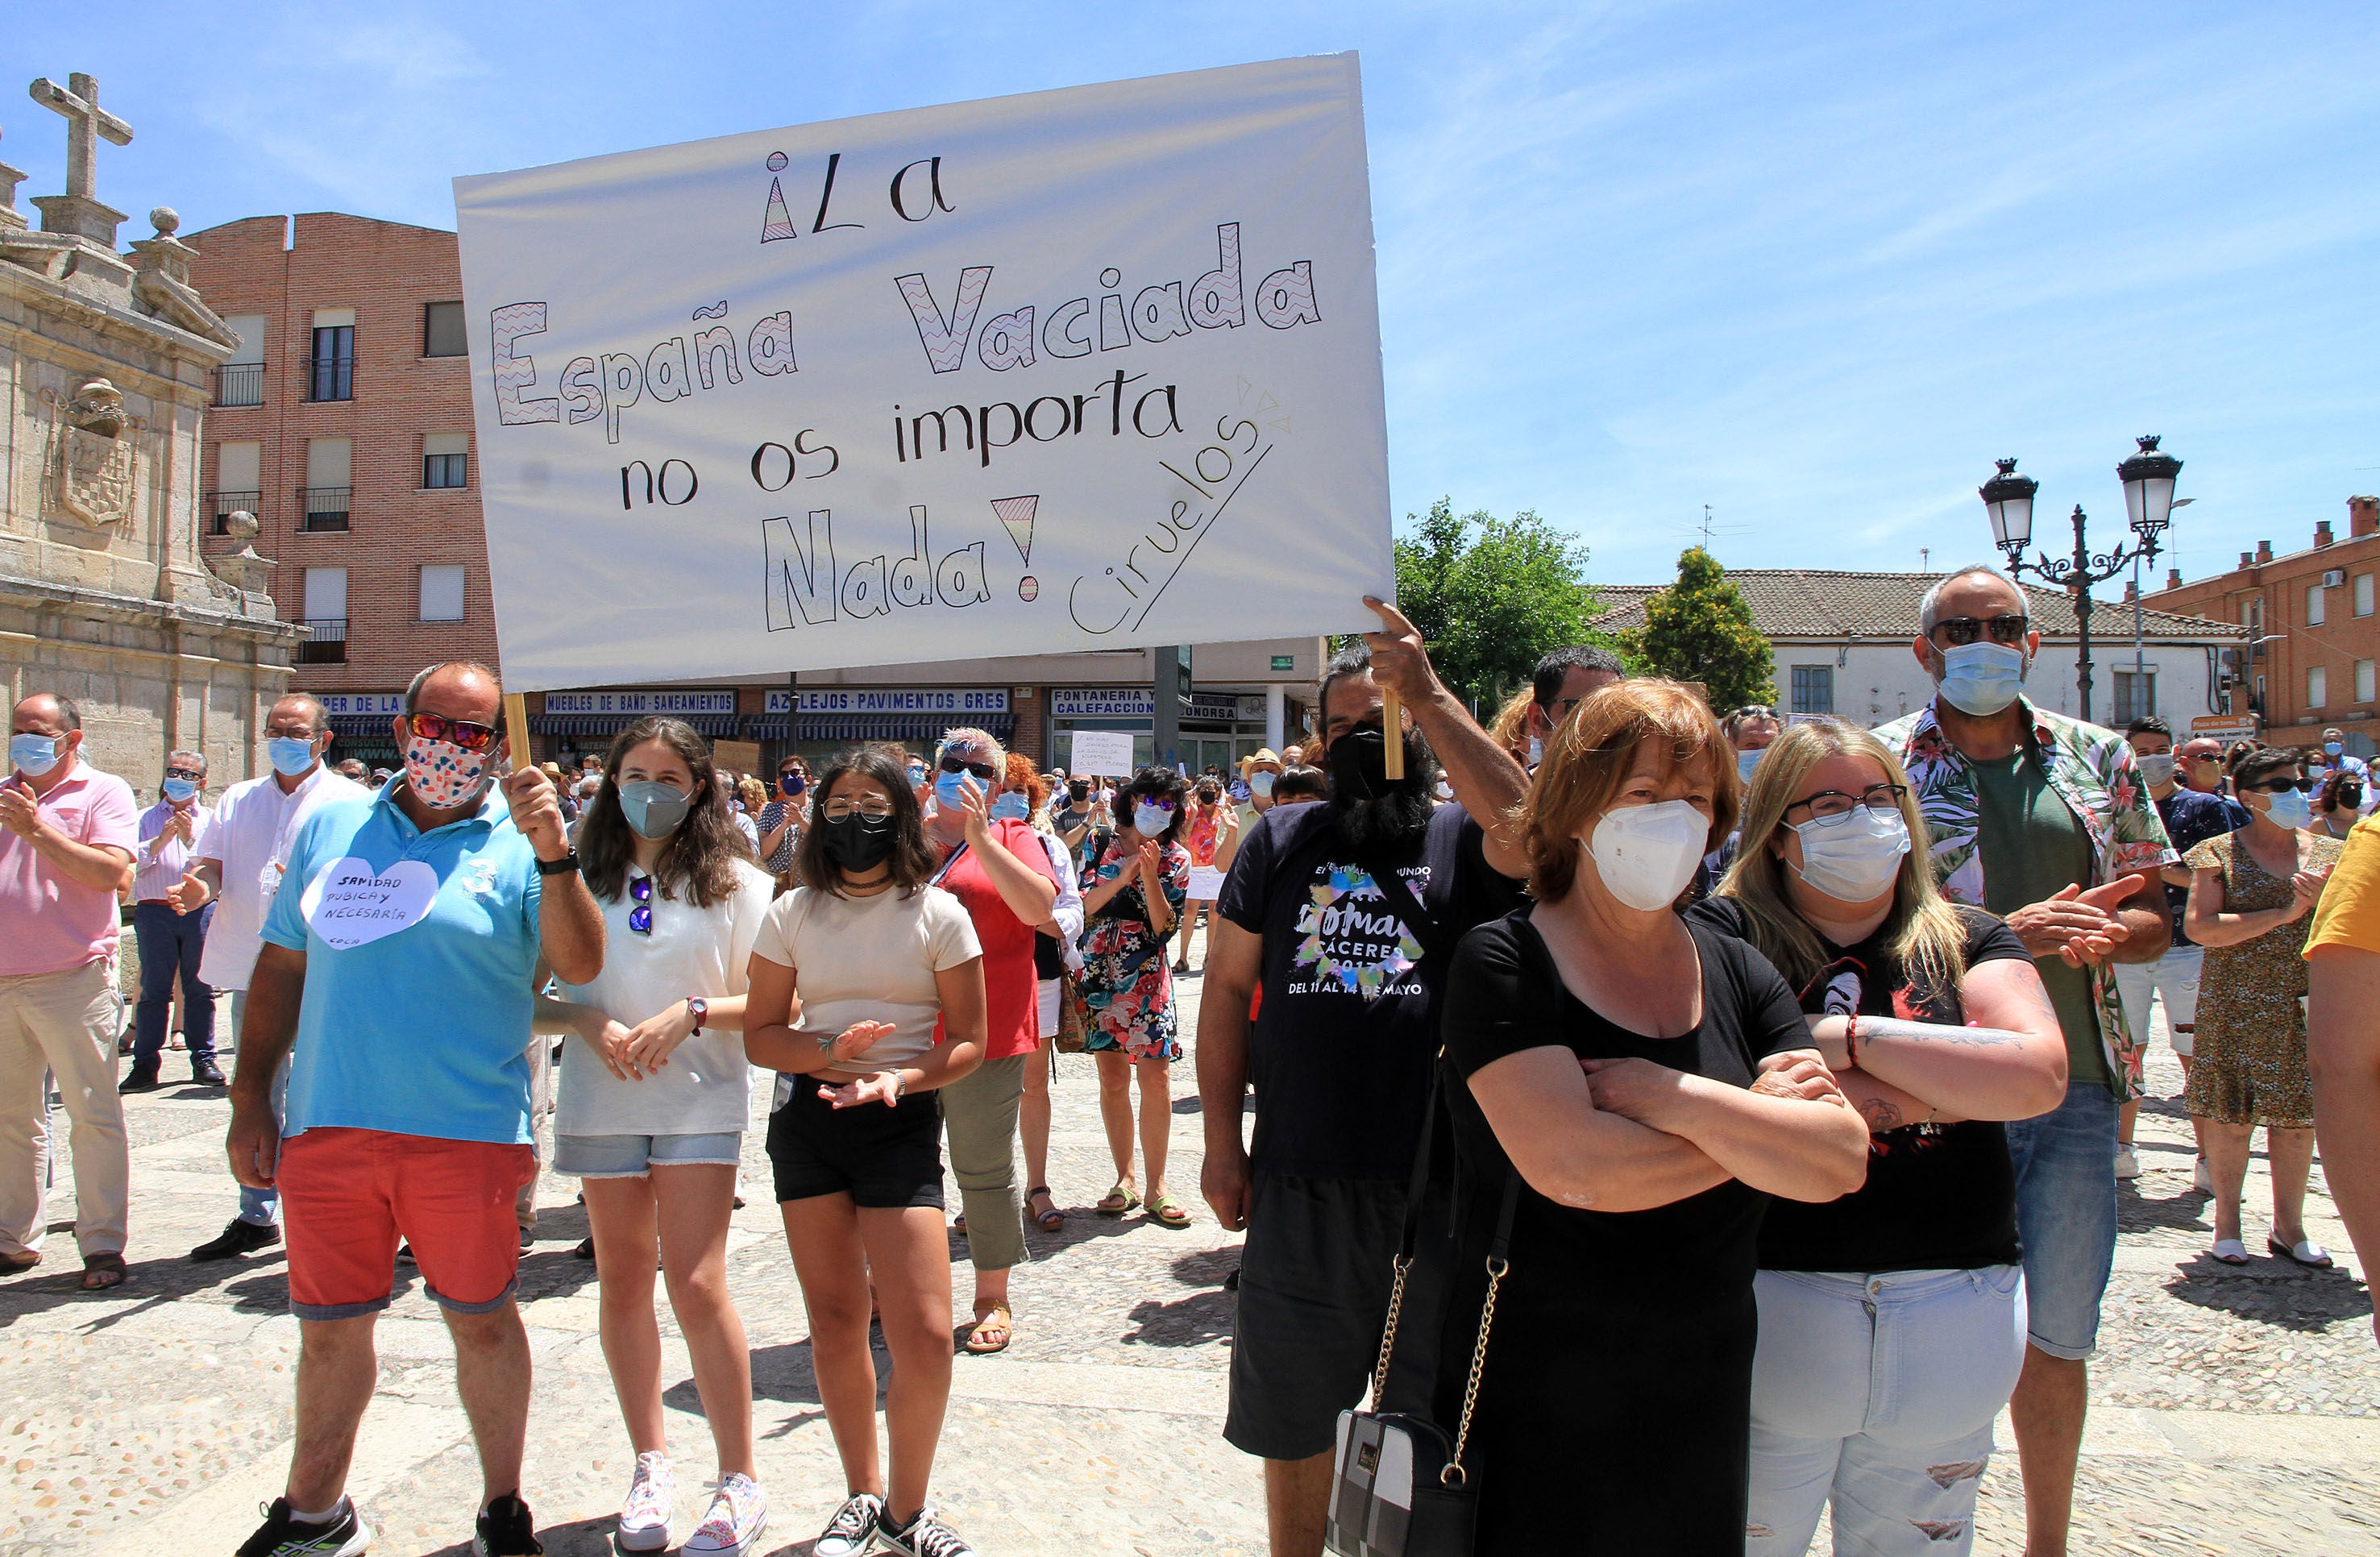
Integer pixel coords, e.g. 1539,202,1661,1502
2146,496,2380,756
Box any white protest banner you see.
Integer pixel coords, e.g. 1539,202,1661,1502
454,55,1389,693
1070,730,1138,778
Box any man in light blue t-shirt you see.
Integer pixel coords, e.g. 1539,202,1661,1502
226,661,604,1557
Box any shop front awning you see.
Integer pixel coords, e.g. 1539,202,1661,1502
787,712,1014,744
530,712,741,738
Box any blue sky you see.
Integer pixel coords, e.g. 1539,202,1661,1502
10,2,2378,591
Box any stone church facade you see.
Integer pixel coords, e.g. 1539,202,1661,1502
2,75,298,801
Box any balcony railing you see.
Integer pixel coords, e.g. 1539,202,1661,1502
206,489,261,536
299,485,351,532
297,618,348,665
212,363,264,407
305,354,355,402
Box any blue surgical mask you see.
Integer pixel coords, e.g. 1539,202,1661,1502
779,771,806,797
162,777,199,803
617,779,692,840
908,764,930,789
934,768,979,811
2262,787,2314,830
267,737,316,777
9,733,60,777
1737,749,1763,783
990,792,1030,821
1133,801,1173,836
1935,640,2027,717
2326,741,2345,757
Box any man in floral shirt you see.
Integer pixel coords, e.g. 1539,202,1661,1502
1874,565,2175,1557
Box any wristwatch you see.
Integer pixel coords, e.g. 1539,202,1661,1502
534,849,583,877
685,997,708,1036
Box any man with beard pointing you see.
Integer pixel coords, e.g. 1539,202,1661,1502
1198,597,1531,1557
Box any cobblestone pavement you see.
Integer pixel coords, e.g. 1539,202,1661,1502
3,940,2375,1555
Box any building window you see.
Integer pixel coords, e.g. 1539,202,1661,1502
2359,659,2378,704
423,301,467,358
215,313,268,406
2112,668,2157,725
209,440,262,534
301,438,351,531
2308,583,2327,627
301,567,348,665
2358,574,2374,618
420,564,467,622
422,433,469,488
2310,665,2328,708
308,324,354,401
1790,665,1834,715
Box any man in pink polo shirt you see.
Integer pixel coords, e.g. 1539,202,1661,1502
0,693,139,1289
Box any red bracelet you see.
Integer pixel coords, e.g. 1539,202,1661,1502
1842,1011,1860,1070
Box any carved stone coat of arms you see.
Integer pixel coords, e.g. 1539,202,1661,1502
61,423,135,526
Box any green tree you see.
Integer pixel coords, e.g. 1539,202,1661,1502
1390,497,1614,709
1623,546,1776,710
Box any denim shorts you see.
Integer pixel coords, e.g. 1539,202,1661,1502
2004,1082,2119,1360
552,1131,744,1178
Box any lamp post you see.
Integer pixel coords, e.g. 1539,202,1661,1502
1979,436,2183,725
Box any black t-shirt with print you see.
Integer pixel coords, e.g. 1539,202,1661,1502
1688,895,2029,1273
1217,800,1522,1180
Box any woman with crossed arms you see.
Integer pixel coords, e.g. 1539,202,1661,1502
746,745,989,1557
1692,718,2067,1556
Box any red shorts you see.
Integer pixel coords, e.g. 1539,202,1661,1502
278,1127,536,1320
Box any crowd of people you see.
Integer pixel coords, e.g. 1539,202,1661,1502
2,561,2378,1556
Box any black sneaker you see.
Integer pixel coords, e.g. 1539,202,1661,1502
517,1226,534,1251
474,1492,544,1555
118,1069,160,1094
395,1244,416,1266
192,1218,280,1262
813,1491,883,1557
192,1057,228,1086
236,1496,372,1557
879,1504,975,1557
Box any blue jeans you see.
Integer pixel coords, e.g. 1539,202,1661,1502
132,902,214,1068
1746,1266,2027,1555
2004,1082,2120,1360
228,990,289,1227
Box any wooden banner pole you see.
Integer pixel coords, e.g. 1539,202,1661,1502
1381,688,1405,778
503,692,531,775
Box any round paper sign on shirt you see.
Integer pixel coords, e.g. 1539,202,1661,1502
300,857,440,950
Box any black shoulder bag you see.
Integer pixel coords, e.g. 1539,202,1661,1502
1324,843,1521,1557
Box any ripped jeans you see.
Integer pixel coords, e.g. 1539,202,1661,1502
1743,1265,2026,1556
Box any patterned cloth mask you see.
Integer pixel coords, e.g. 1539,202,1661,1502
403,731,492,810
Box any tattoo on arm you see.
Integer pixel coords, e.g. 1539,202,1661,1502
1857,1017,2028,1049
1856,1095,1905,1132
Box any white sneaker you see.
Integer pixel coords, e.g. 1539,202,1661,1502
617,1451,673,1552
880,1503,978,1557
683,1473,768,1556
814,1491,885,1557
2113,1145,2140,1180
2194,1155,2213,1193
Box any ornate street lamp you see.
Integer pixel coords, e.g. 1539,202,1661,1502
1980,438,2182,725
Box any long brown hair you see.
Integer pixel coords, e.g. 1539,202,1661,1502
795,742,939,899
1522,679,1736,904
1717,718,1969,994
579,716,748,909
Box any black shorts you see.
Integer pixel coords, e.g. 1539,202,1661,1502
1224,1172,1451,1461
766,1081,945,1210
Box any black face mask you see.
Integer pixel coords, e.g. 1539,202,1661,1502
1327,725,1394,800
2342,783,2365,810
1069,782,1090,802
820,812,896,873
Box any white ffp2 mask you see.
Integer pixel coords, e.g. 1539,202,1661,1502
1585,800,1710,911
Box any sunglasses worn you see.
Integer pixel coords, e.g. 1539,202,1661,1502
1929,615,2031,648
939,754,999,781
408,711,500,753
2246,778,2315,794
629,874,653,936
164,767,204,782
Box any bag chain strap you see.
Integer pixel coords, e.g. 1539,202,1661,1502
1442,1253,1508,1488
1367,1252,1413,1405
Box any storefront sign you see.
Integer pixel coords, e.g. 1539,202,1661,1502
764,687,1007,714
544,690,738,715
1051,687,1261,720
317,693,406,716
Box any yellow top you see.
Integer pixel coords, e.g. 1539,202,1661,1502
2303,814,2380,957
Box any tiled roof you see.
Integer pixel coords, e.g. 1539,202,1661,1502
1590,569,2244,642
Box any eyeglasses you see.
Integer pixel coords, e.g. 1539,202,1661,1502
628,874,653,936
821,797,895,821
164,767,204,782
939,754,999,781
1733,706,1776,720
1133,796,1177,812
407,711,500,753
1783,783,1909,826
1929,615,2031,647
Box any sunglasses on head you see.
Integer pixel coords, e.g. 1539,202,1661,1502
939,754,999,781
1929,615,2031,647
407,710,500,753
629,874,654,935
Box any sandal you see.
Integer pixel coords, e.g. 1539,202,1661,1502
964,1303,1013,1355
2208,1238,2250,1266
1028,1186,1064,1233
953,1212,968,1236
0,1251,39,1277
2270,1235,2335,1268
1148,1194,1192,1230
1095,1183,1140,1218
80,1252,127,1290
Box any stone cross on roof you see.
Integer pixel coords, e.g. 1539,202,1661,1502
27,73,133,246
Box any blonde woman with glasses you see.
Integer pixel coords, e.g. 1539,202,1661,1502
1689,718,2068,1557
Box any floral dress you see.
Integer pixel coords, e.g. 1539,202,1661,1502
2182,828,2344,1128
1081,836,1190,1060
